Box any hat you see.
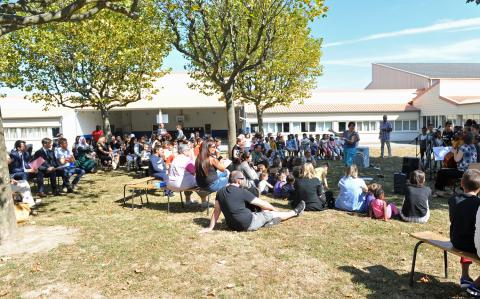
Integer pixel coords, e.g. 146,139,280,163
129,133,135,138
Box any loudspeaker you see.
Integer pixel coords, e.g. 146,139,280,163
394,172,408,195
402,157,421,177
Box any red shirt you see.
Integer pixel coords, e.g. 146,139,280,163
91,130,104,142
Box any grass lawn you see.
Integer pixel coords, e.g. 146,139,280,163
0,145,474,298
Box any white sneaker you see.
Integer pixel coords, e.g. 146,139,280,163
186,199,199,206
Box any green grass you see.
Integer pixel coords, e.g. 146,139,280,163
0,146,474,298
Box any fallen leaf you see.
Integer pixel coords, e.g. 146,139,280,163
217,260,227,265
0,289,9,297
225,283,235,289
134,269,143,274
207,290,216,297
180,261,188,266
0,257,11,262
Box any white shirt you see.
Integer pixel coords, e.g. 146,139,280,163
55,147,73,168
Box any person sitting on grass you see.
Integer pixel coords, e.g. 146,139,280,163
368,188,399,221
448,169,480,296
335,164,368,213
289,163,327,211
200,171,306,233
280,174,295,199
400,170,431,224
257,172,273,195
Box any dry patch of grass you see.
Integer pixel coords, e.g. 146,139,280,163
0,144,474,298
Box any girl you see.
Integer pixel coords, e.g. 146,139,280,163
369,188,399,221
401,170,431,223
281,174,295,199
258,173,273,195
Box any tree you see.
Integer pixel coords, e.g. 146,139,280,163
0,0,163,243
160,0,327,151
467,0,480,4
0,0,139,36
236,12,322,134
1,3,171,137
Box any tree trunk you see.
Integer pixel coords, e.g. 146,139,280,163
100,108,112,141
224,83,237,154
0,108,17,244
255,104,264,136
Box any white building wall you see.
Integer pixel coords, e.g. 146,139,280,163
367,64,432,89
440,79,480,96
413,84,457,116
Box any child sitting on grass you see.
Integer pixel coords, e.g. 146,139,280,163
280,174,295,199
256,164,267,178
368,188,399,221
273,168,290,198
448,169,480,295
366,183,382,209
258,172,274,195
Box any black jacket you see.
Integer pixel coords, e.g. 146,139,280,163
289,177,326,211
33,148,59,171
9,150,31,174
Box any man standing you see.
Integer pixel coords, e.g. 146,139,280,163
55,137,85,192
201,171,305,233
379,115,393,158
442,121,455,147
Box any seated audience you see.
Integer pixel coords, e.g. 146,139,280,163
251,144,266,165
7,153,38,207
368,188,399,221
55,137,85,192
96,136,113,168
448,170,480,295
280,174,295,199
200,171,306,232
91,125,104,144
231,135,245,167
273,171,287,198
289,163,326,211
435,133,477,197
195,140,229,193
400,170,431,223
167,144,203,206
302,150,317,167
335,164,368,212
257,173,273,195
317,162,330,190
75,137,97,173
238,152,259,189
149,145,168,181
33,138,68,197
9,140,36,180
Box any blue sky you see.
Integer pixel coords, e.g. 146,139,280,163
164,0,480,89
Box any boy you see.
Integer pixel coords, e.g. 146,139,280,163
448,169,480,296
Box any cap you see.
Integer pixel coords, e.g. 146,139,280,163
129,133,135,138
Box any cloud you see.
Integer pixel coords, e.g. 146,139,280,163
324,18,480,47
323,38,480,67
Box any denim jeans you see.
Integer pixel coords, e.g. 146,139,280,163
207,170,229,192
65,167,85,186
344,147,357,166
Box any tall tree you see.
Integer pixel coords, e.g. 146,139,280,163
237,12,322,134
467,0,480,4
2,3,171,138
0,0,139,36
0,0,160,243
160,0,327,151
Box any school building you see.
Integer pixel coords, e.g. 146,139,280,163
1,63,479,150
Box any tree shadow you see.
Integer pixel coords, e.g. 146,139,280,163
339,265,463,298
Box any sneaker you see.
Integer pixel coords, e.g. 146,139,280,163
461,277,474,289
186,199,199,206
264,217,281,228
467,284,480,297
294,200,306,216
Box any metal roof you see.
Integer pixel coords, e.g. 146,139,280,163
375,63,480,79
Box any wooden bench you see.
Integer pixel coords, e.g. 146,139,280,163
165,187,212,215
123,176,155,208
409,231,480,286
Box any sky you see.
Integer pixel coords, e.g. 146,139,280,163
163,0,480,89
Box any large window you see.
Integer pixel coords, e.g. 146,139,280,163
5,127,50,140
393,120,418,132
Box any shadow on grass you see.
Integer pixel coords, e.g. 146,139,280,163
193,217,231,231
339,265,461,298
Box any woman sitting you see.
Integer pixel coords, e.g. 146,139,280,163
167,144,202,206
335,164,368,212
195,140,229,193
96,136,112,168
289,163,326,211
238,152,259,189
75,137,97,173
434,132,477,197
401,170,431,223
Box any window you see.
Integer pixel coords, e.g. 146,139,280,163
5,128,18,139
403,121,409,131
276,123,283,133
324,122,332,131
357,122,363,131
5,127,50,140
301,122,307,132
283,122,290,133
394,121,402,132
292,122,301,132
370,121,377,131
410,120,418,131
309,122,316,132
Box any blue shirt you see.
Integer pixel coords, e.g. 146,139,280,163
379,121,392,141
335,176,367,212
343,130,360,149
